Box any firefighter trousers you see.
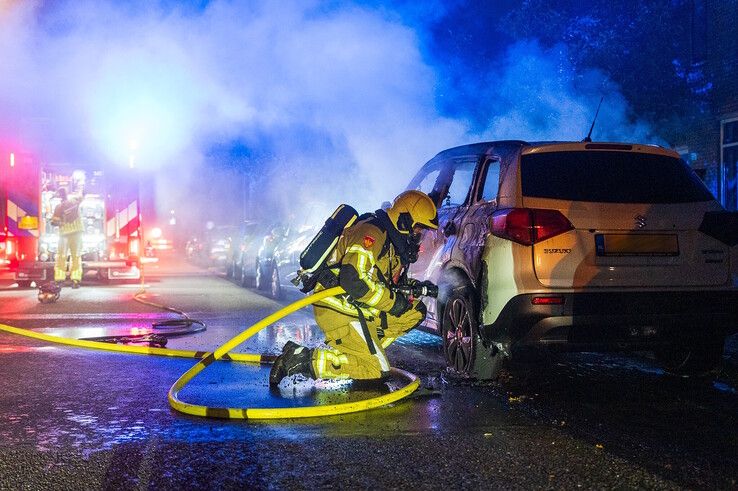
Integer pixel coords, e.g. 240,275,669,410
54,232,83,282
311,302,425,380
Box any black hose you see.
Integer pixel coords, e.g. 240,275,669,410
81,290,207,346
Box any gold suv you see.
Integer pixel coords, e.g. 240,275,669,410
407,141,738,379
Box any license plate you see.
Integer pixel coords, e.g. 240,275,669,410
595,234,679,256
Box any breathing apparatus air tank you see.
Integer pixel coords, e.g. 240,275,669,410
292,204,358,292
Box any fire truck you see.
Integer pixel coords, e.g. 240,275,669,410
1,150,142,286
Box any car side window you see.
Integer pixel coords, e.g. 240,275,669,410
480,159,501,203
442,158,476,208
415,169,441,197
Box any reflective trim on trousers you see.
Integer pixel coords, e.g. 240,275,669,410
349,321,389,372
313,348,351,379
317,296,378,318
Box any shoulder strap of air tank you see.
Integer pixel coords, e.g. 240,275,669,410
364,214,391,260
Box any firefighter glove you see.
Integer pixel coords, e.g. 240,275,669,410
388,292,412,317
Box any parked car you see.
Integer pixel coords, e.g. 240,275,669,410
226,221,268,287
405,140,738,379
185,236,206,263
253,224,318,299
185,225,239,269
206,225,239,270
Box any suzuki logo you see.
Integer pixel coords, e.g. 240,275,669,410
634,214,647,229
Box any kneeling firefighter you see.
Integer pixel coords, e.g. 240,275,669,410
269,190,438,386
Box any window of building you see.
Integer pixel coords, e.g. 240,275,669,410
721,118,738,211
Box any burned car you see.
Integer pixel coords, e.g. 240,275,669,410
407,140,738,379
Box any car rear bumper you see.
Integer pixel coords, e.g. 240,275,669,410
483,290,738,352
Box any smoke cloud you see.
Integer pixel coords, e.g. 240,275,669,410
478,40,659,143
0,1,663,238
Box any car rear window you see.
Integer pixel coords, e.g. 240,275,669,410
521,151,714,203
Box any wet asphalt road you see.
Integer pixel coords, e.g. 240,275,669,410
0,258,736,489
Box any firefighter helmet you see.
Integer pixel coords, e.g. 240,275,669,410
386,190,438,234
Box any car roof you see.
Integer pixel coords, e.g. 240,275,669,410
428,140,677,162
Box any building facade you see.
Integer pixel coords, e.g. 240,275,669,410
677,0,738,210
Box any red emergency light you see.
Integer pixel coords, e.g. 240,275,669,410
129,237,140,257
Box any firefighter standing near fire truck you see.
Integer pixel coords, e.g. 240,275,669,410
270,190,439,385
51,188,84,288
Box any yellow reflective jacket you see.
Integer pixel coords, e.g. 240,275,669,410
315,219,403,318
52,198,83,236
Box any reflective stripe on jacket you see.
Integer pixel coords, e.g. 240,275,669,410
315,219,402,317
53,200,84,236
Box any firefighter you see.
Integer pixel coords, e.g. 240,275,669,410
51,188,84,288
269,190,438,386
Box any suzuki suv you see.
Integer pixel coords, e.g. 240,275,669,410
406,141,738,379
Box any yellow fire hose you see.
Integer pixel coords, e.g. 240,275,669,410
0,286,420,420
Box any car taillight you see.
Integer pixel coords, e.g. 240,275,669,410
531,295,565,305
491,208,573,246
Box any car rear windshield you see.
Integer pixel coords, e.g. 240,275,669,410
521,151,714,203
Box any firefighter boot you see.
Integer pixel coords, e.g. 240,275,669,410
269,341,315,386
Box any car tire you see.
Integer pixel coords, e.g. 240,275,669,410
270,267,282,300
440,282,504,380
255,262,266,290
654,337,725,377
240,269,254,288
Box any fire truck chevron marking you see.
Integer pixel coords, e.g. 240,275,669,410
6,200,39,237
106,201,139,238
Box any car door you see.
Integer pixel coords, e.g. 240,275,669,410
406,156,479,330
454,156,501,287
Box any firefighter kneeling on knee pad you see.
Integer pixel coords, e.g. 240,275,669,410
270,190,438,386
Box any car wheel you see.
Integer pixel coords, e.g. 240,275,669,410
270,267,282,299
240,269,254,288
255,262,265,290
441,282,504,380
654,337,725,377
256,261,273,291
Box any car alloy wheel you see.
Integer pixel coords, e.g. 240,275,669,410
442,288,477,374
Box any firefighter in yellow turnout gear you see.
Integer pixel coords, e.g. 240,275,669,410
270,190,438,385
52,188,84,287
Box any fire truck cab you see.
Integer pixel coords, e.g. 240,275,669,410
1,151,142,286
